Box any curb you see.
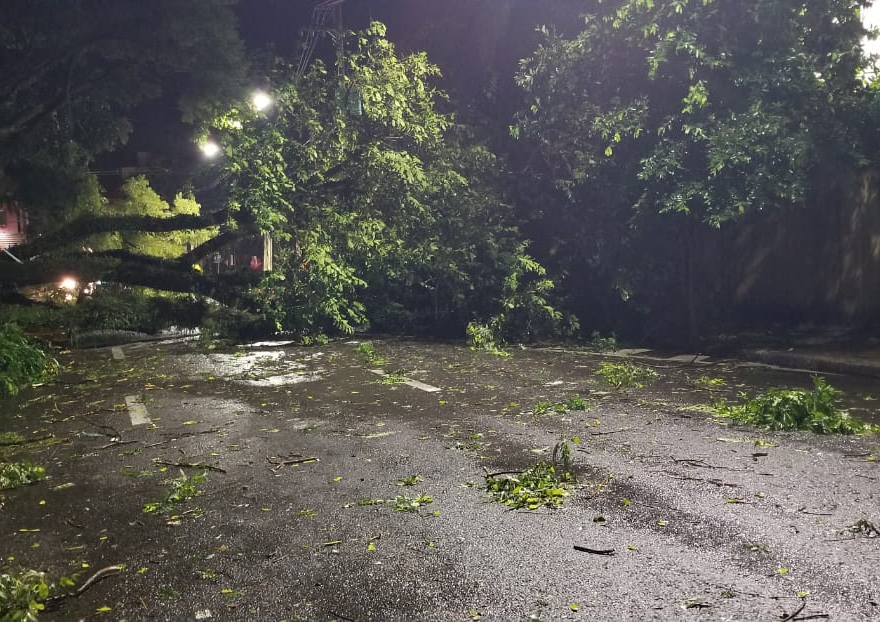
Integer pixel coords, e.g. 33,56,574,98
743,349,880,379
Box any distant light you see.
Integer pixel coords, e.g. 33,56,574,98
251,91,272,111
201,141,221,158
59,277,78,291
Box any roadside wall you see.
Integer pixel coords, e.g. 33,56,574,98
717,168,880,325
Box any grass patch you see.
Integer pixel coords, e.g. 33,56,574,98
485,441,576,510
0,324,59,398
594,361,658,389
0,462,46,491
715,376,877,435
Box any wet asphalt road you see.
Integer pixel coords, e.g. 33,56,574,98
1,338,879,622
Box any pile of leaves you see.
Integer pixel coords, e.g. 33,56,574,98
485,442,576,510
716,376,876,435
0,324,58,398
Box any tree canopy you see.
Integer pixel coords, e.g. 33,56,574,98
512,0,879,336
1,0,245,166
3,21,564,342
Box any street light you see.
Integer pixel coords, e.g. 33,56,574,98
251,90,272,112
201,140,221,158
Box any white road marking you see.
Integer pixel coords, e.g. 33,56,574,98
369,369,441,393
404,379,441,393
125,395,150,426
111,346,125,360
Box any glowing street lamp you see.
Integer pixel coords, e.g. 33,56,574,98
201,140,221,158
251,90,272,111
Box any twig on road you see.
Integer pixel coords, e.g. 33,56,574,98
153,460,226,473
661,471,739,488
588,427,637,436
0,434,57,447
267,455,319,471
97,439,139,450
45,565,124,609
483,469,524,478
779,600,806,622
573,545,615,556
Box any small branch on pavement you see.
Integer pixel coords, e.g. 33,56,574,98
45,565,125,608
573,545,615,555
0,435,56,447
483,469,524,478
672,457,723,469
662,471,740,488
588,427,636,436
779,600,806,622
97,439,139,450
267,455,319,471
153,460,226,473
796,506,835,516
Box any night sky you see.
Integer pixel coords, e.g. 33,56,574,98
98,0,583,177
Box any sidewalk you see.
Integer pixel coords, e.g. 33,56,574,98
741,345,880,379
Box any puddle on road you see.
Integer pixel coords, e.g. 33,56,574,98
240,371,323,387
168,349,327,386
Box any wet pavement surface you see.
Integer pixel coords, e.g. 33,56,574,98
1,338,879,621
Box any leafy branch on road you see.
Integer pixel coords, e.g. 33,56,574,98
715,376,878,435
531,395,591,416
485,441,576,509
354,342,387,366
142,470,207,515
380,369,408,385
0,462,46,491
0,323,59,398
0,565,123,622
594,361,659,389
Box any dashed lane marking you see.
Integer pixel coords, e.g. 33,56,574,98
111,346,125,360
125,395,150,426
369,369,441,393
